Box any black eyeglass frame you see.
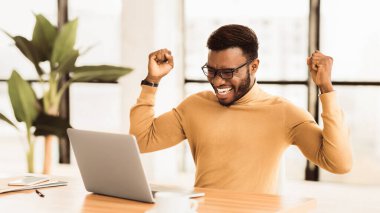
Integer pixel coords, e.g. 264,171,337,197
201,58,255,79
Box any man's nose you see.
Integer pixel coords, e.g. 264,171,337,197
211,74,226,86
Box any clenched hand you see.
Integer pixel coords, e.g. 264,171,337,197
307,50,334,94
145,48,174,83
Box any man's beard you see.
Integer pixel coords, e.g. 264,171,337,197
217,71,252,107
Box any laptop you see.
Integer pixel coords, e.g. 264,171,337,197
67,128,204,203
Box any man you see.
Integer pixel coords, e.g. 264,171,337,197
130,24,352,194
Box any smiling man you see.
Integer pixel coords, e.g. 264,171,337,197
130,24,352,194
203,47,256,106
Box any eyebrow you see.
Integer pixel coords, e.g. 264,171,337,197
206,65,235,71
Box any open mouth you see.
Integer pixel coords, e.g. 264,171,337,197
216,87,232,95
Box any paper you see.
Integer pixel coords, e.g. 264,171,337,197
0,177,67,194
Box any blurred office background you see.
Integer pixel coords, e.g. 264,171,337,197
1,0,380,211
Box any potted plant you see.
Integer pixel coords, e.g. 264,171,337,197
0,14,132,174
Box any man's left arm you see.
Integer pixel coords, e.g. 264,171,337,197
291,51,352,174
291,92,352,174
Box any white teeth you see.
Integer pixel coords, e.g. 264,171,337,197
216,87,232,95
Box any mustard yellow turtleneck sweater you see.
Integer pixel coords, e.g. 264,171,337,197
130,83,352,194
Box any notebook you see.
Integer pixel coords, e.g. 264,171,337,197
0,177,67,194
67,128,204,203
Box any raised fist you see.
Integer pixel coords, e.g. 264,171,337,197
307,50,334,93
146,48,174,83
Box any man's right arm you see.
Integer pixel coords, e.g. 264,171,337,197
129,85,186,153
130,49,186,153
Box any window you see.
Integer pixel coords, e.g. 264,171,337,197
319,0,380,184
184,0,309,82
68,0,124,133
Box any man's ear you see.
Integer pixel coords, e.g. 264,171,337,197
250,59,260,74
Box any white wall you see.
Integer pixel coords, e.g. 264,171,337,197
120,0,185,183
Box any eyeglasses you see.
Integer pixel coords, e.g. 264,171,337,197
201,59,253,79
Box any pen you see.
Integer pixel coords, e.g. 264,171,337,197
35,189,45,198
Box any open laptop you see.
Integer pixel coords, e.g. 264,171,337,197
67,128,204,203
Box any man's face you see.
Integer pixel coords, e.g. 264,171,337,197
206,48,258,106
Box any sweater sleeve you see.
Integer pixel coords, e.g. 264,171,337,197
129,85,186,153
288,91,352,174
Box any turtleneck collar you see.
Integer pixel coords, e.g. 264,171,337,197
233,81,267,105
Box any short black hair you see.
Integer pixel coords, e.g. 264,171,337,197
207,24,259,60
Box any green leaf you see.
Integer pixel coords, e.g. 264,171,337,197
11,36,44,75
32,14,58,61
51,19,78,68
0,113,18,130
71,65,132,82
33,112,71,138
1,29,13,39
8,70,40,128
55,49,79,76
